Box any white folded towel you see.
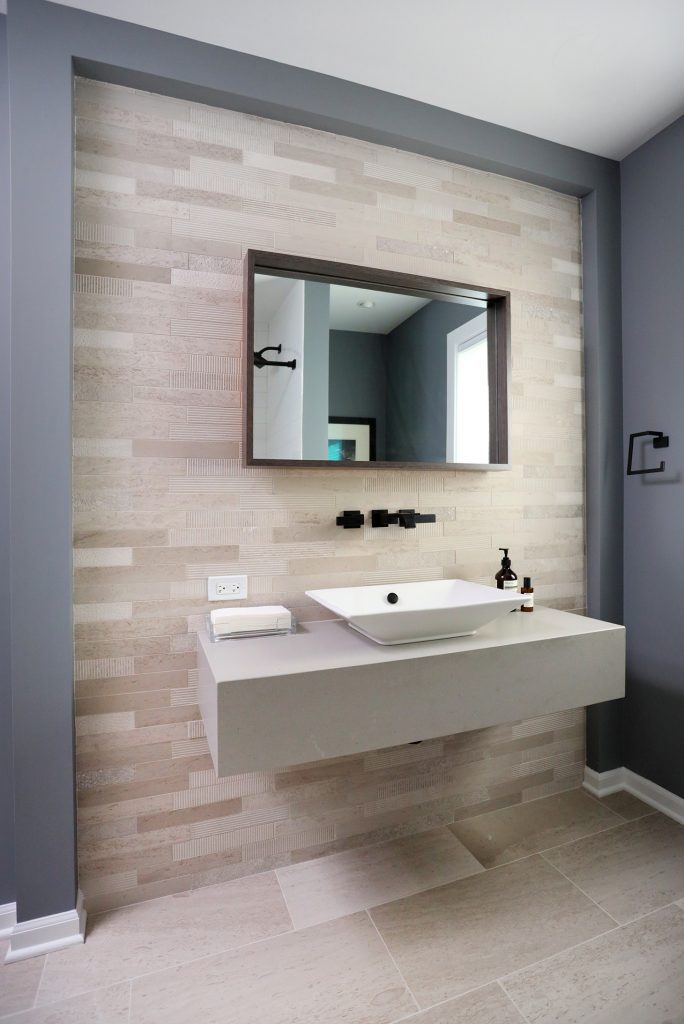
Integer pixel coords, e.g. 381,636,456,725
210,605,292,635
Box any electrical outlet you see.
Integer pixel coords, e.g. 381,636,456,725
207,575,248,601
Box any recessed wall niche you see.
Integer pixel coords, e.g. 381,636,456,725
72,77,584,912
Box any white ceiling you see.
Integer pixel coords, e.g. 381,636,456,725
254,275,431,334
41,0,684,159
328,287,430,335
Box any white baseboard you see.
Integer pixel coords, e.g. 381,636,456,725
0,901,17,939
4,891,87,963
583,766,684,826
583,766,627,798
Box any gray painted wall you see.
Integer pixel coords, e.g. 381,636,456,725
385,302,481,463
621,115,684,797
5,0,623,921
0,13,15,908
7,0,78,922
329,330,387,460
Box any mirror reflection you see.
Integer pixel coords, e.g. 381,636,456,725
250,267,506,467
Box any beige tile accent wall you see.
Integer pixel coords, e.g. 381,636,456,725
72,77,586,913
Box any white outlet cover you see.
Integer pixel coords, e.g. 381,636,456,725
207,575,248,601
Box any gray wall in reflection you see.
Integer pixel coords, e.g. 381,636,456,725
329,303,481,464
385,302,481,462
329,330,387,459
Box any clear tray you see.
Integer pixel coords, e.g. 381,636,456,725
207,613,296,642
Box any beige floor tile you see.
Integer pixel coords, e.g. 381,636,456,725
503,903,684,1024
129,911,416,1024
277,827,483,929
0,939,45,1017
399,983,525,1022
595,790,654,820
543,812,684,923
370,855,613,1007
3,982,130,1023
449,790,622,868
36,871,291,1006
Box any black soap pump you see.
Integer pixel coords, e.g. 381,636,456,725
495,548,518,593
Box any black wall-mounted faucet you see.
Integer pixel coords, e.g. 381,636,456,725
371,509,437,529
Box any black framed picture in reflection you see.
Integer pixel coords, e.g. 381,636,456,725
327,417,376,462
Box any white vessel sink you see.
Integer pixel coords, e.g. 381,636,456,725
306,578,523,645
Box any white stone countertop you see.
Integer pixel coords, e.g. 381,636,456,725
199,606,623,684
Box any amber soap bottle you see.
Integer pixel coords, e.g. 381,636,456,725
495,548,518,593
520,577,534,612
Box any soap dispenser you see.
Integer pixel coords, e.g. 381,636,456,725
495,548,518,593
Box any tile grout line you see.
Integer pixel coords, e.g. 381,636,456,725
280,860,486,933
538,849,622,926
495,979,532,1024
364,910,420,1015
385,979,527,1024
496,898,683,995
446,780,598,829
272,868,297,931
581,787,658,823
468,813,642,874
276,824,460,884
87,863,279,925
29,949,48,1010
29,920,298,1012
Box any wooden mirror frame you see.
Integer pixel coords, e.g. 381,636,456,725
243,250,511,471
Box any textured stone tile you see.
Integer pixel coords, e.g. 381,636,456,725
36,872,291,1005
449,789,622,867
370,855,613,1007
277,826,483,928
73,76,585,913
543,812,684,923
5,982,130,1023
129,912,415,1024
503,904,684,1024
0,939,45,1016
595,790,654,820
400,984,525,1023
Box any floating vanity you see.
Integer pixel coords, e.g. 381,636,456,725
198,607,624,776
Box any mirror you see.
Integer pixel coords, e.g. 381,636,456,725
244,251,510,469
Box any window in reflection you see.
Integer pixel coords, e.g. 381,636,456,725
446,313,490,464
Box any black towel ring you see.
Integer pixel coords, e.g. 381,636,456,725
627,430,669,476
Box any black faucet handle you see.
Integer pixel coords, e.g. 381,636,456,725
336,510,364,529
397,509,417,529
397,509,436,528
371,509,392,528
